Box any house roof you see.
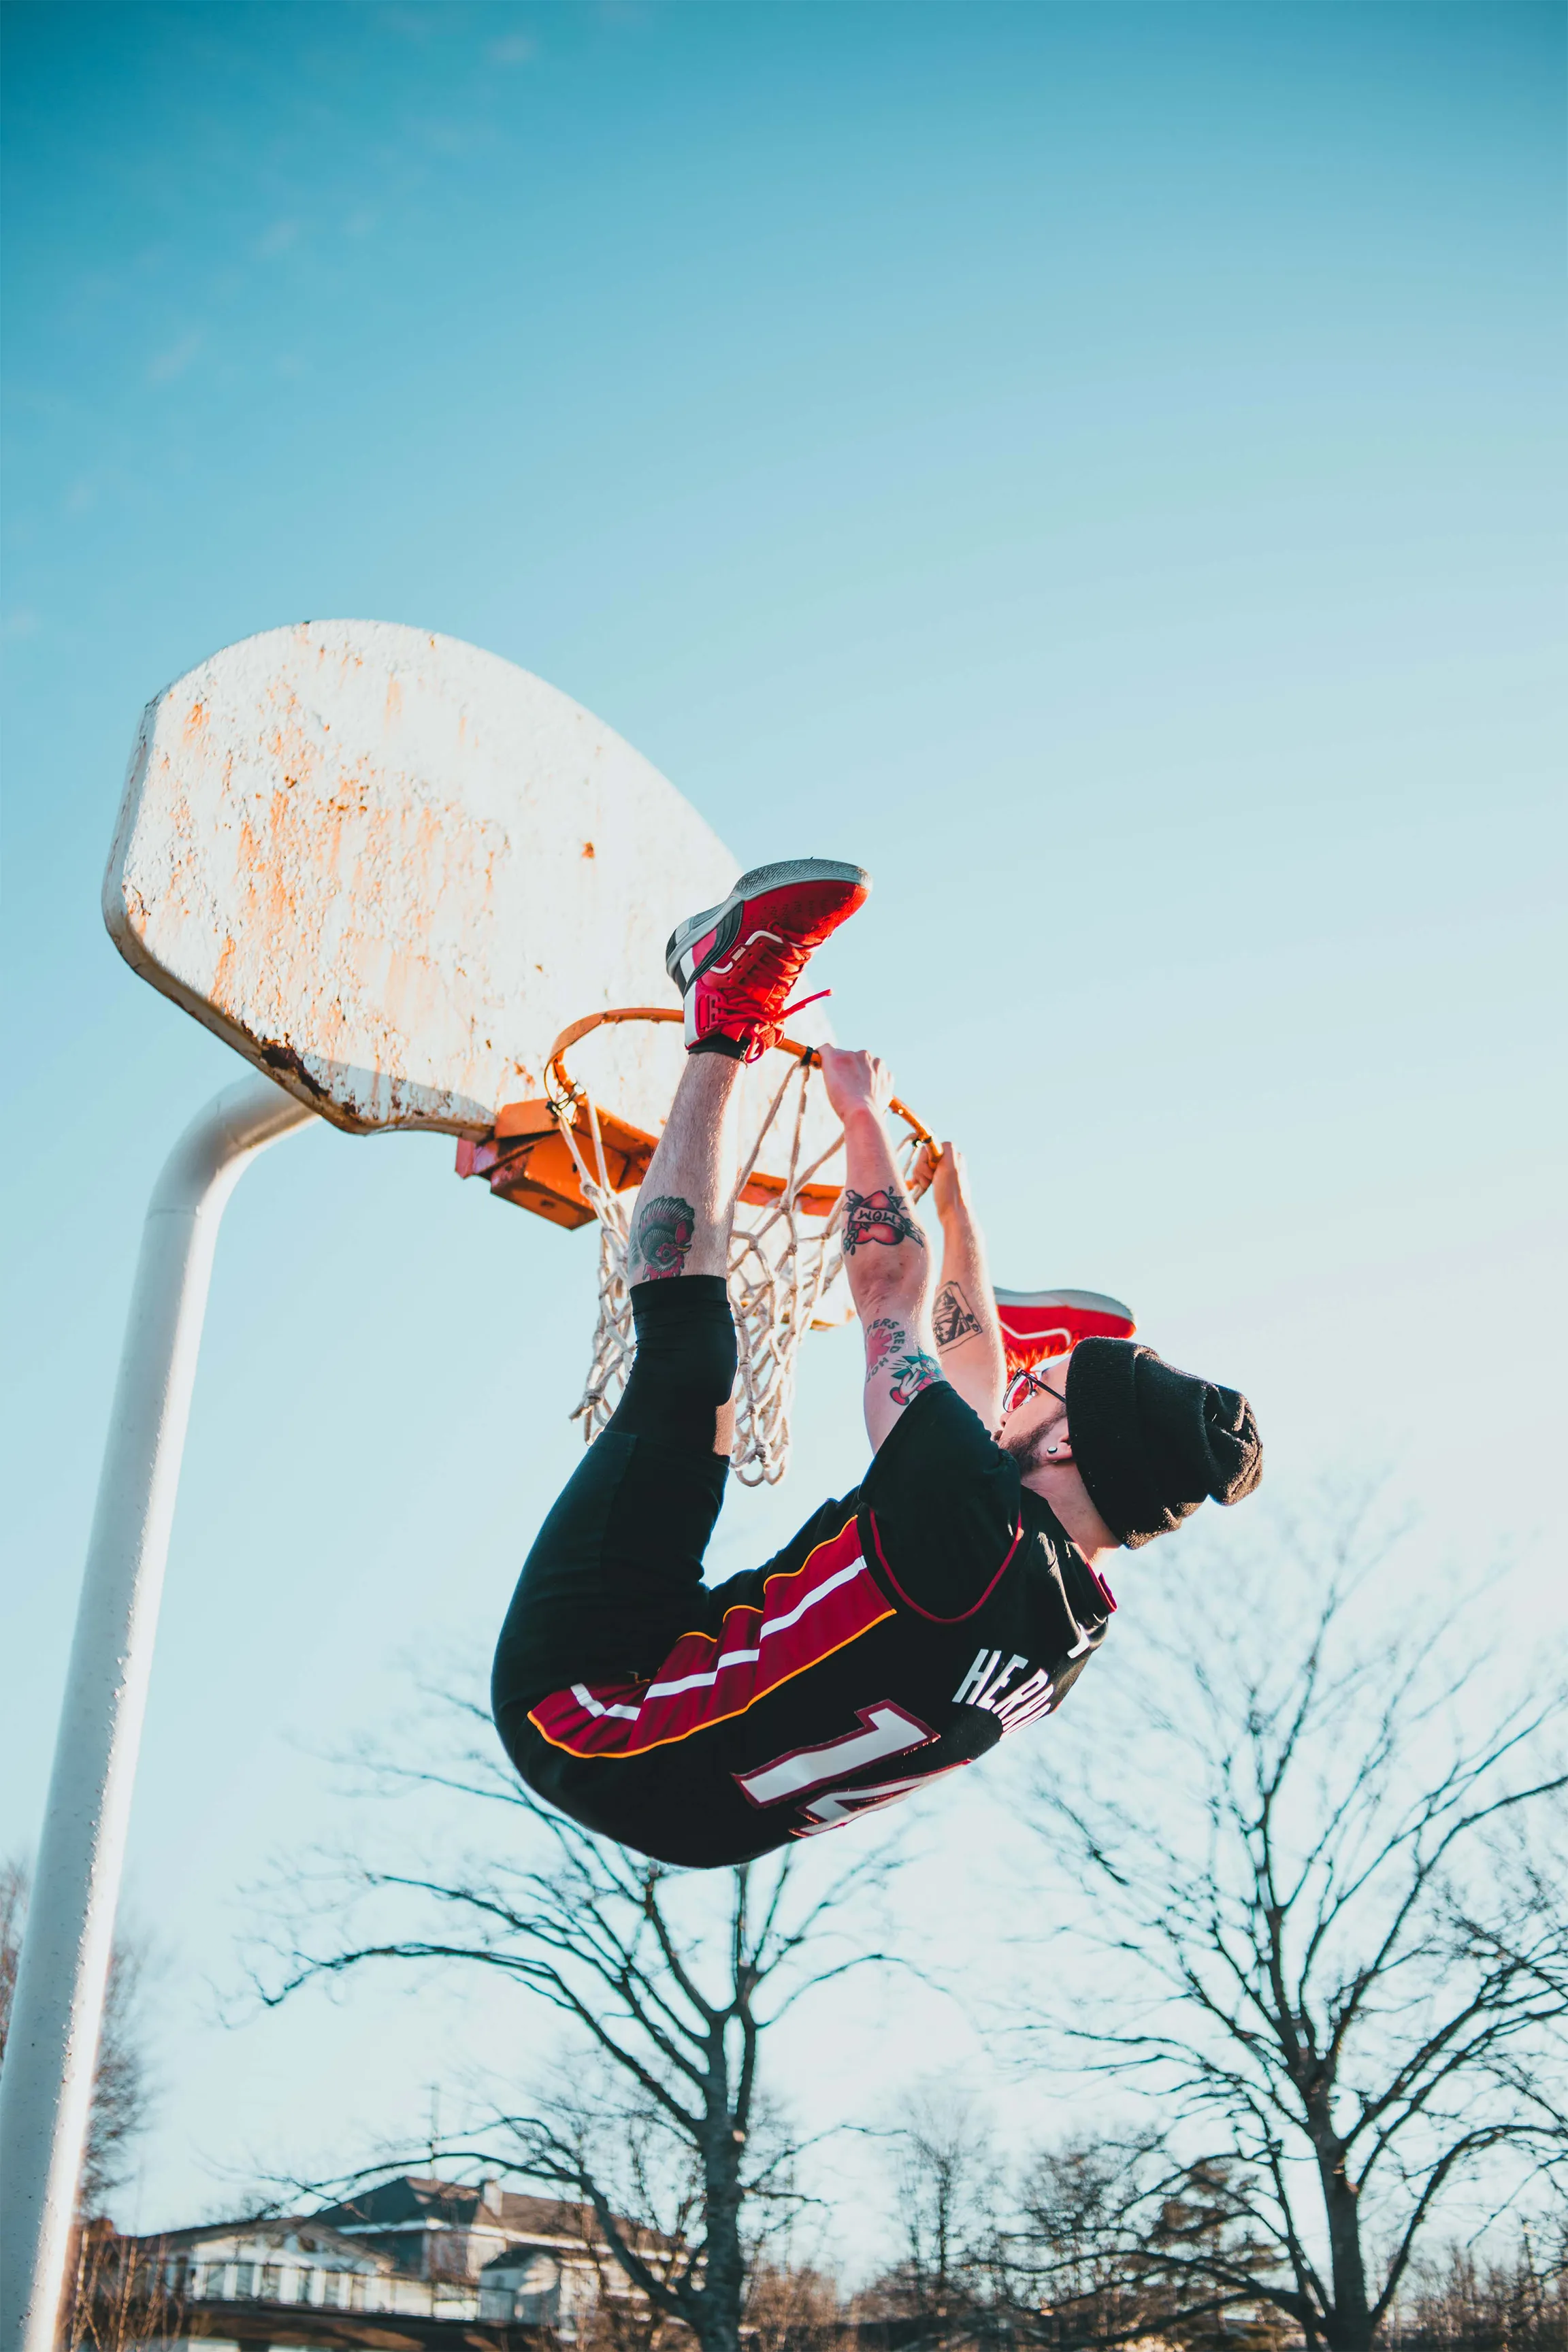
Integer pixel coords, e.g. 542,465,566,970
312,2176,596,2244
313,2178,483,2232
131,2217,390,2266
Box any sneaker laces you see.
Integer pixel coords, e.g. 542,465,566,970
707,934,831,1061
742,986,833,1063
708,929,811,1016
776,986,831,1025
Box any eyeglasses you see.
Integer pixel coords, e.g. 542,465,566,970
1001,1364,1067,1419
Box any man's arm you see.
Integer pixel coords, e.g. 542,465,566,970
926,1143,1007,1433
817,1046,938,1453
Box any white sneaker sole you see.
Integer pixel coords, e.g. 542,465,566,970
664,858,870,984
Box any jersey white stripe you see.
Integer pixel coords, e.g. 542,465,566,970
568,1546,868,1721
570,1682,642,1722
736,1704,931,1807
645,1647,762,1699
758,1556,866,1636
635,1557,868,1703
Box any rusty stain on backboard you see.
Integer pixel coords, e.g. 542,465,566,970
103,621,744,1141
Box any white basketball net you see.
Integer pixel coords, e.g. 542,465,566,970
550,1049,930,1486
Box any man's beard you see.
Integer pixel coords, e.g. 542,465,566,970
998,1412,1067,1477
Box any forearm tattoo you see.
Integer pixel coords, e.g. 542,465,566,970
631,1193,696,1280
866,1316,901,1373
933,1281,983,1350
889,1348,941,1405
866,1316,941,1407
843,1187,926,1256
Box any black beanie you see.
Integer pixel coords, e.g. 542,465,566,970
1064,1338,1262,1550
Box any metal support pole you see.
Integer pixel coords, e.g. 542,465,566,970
0,1075,316,2352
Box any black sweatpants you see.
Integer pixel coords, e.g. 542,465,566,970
491,1276,740,1757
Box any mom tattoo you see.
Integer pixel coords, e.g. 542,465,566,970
843,1188,926,1256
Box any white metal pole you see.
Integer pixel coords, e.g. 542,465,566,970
0,1075,316,2352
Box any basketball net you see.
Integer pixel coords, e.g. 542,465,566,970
548,1044,932,1486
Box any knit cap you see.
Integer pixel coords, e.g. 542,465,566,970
1064,1338,1262,1549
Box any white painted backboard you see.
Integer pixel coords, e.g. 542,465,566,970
104,621,748,1139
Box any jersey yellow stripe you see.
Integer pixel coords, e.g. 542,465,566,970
526,1603,896,1761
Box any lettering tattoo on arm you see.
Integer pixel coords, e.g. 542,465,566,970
865,1316,941,1407
866,1316,902,1373
933,1281,983,1350
631,1193,696,1279
842,1188,926,1256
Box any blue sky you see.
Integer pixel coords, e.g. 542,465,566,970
3,0,1563,2248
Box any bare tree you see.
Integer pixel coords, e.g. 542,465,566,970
0,1858,151,2213
250,1690,907,2352
744,2257,844,2352
1009,2139,1291,2349
1392,2221,1568,2349
868,2121,1285,2352
1006,2136,1147,2348
58,2222,180,2352
862,2079,1004,2347
1019,1495,1568,2352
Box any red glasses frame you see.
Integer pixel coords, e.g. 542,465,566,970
1001,1364,1067,1419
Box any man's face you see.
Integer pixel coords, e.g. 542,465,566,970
997,1355,1072,1475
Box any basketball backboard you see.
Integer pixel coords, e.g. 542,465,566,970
103,620,741,1139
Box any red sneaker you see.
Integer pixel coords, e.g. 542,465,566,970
665,858,870,1059
994,1287,1137,1374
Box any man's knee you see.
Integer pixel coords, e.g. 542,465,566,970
612,1274,738,1447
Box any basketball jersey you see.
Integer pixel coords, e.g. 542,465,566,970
517,1384,1115,1867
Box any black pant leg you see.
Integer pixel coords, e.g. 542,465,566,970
491,1277,738,1752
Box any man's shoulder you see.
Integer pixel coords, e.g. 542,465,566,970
863,1376,1011,1495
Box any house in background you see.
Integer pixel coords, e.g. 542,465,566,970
135,2214,419,2319
312,2174,610,2313
84,2174,659,2349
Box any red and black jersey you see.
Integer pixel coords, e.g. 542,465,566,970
510,1383,1115,1868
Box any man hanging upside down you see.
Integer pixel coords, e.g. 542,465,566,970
491,860,1262,1867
